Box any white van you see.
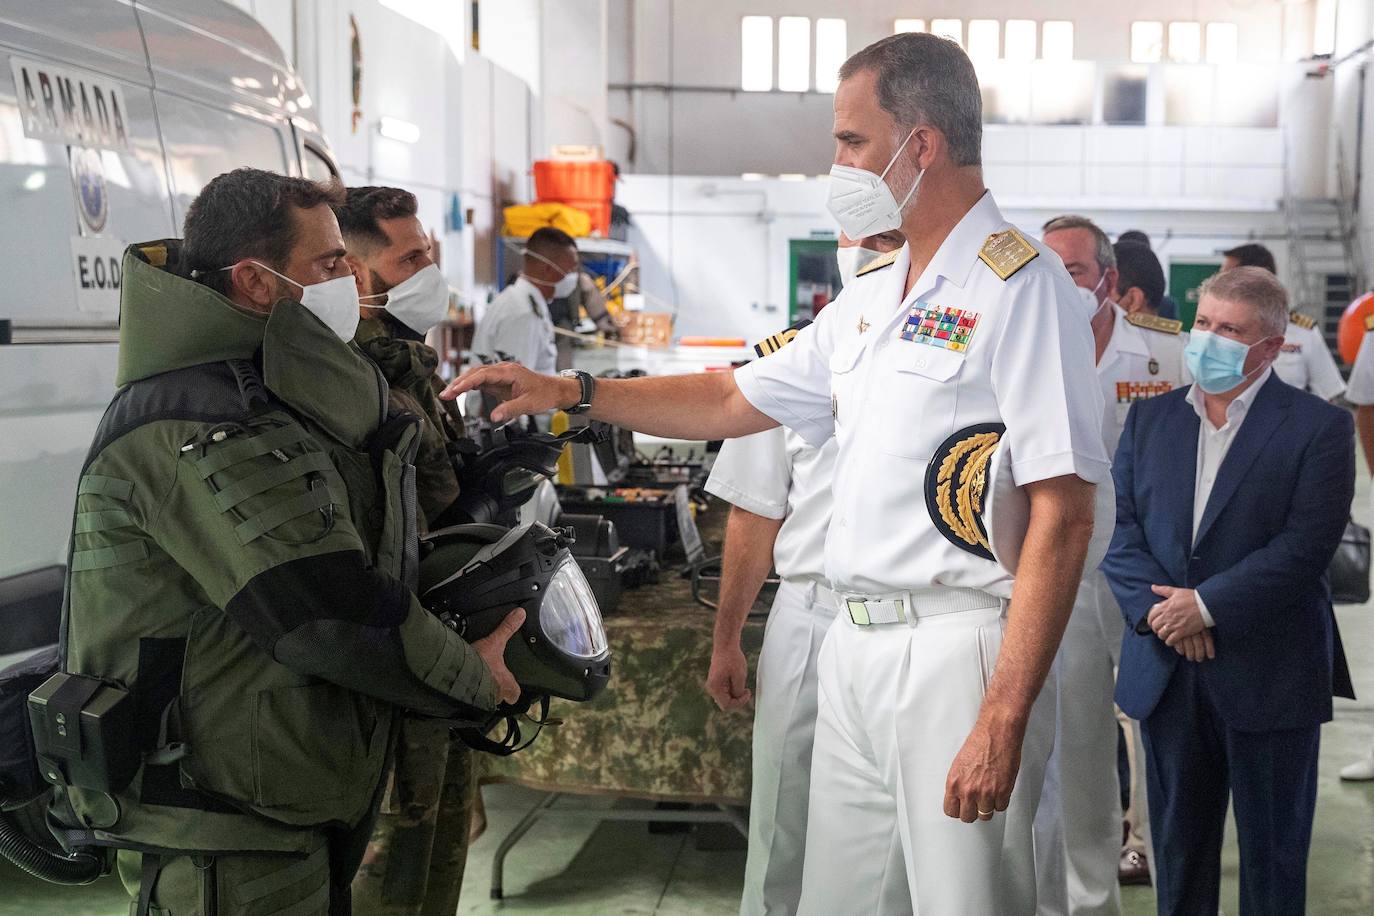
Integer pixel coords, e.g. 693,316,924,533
0,0,336,660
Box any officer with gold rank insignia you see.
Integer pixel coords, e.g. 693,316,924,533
1035,216,1190,914
1272,309,1346,401
443,33,1108,915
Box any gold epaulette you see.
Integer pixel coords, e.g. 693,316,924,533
855,249,899,278
978,228,1039,281
752,318,813,358
1289,310,1316,331
1126,312,1182,335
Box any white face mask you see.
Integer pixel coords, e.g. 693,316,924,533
836,246,882,287
220,261,361,341
525,249,579,299
360,262,449,334
1078,272,1111,321
826,128,924,239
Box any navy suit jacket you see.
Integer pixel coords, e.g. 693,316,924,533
1104,373,1355,732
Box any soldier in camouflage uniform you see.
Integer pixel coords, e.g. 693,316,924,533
54,168,524,916
336,187,478,916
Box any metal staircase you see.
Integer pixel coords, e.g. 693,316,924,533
1284,145,1366,357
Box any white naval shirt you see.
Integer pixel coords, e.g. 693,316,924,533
1344,328,1374,406
705,427,835,585
1096,304,1191,456
470,276,558,374
733,192,1109,597
1273,319,1345,400
1186,366,1273,627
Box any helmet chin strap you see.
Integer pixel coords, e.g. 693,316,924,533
454,694,559,756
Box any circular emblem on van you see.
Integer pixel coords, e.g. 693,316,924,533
70,147,108,234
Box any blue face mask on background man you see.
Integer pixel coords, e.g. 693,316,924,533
1184,330,1275,394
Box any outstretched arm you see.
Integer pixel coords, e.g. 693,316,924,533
442,363,778,441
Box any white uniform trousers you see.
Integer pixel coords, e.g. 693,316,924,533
741,578,836,916
1119,713,1154,868
1033,571,1124,916
801,599,1056,916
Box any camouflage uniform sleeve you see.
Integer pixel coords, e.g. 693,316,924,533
97,415,496,715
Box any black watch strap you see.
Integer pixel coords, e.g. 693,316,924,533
566,370,595,414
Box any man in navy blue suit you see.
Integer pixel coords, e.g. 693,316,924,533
1103,266,1356,916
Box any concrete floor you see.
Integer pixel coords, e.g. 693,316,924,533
4,504,1374,915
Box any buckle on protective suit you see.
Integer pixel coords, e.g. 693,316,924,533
844,597,907,626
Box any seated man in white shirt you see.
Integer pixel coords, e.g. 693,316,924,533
470,226,578,375
704,232,900,916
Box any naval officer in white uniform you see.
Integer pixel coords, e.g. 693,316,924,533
703,231,904,916
1034,216,1190,916
443,32,1108,914
1339,316,1374,782
705,393,839,916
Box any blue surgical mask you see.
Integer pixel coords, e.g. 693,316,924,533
1184,329,1273,394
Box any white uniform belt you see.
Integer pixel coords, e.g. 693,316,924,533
837,587,1002,627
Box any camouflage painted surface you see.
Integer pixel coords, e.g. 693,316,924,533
483,508,765,804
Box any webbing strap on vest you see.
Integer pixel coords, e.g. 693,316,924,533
74,508,135,534
135,852,162,916
195,424,311,479
71,540,148,572
212,452,333,513
78,475,133,500
233,482,341,545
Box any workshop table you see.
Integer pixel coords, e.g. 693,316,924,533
479,506,771,897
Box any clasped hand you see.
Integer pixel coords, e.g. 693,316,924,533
1146,584,1215,662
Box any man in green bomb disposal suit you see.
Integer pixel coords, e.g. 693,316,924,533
54,168,523,916
336,185,478,916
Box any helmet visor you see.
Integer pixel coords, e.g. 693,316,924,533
540,558,608,659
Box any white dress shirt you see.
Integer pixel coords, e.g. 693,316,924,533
705,427,835,585
1186,366,1273,626
470,276,557,374
1273,320,1345,400
1344,328,1374,406
733,192,1108,597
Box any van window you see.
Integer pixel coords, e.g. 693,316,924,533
302,142,337,182
157,94,289,222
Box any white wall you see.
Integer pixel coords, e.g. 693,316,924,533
620,173,1288,341
282,0,542,296
609,0,1290,176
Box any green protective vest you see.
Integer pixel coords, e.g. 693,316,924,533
353,316,462,530
57,241,497,858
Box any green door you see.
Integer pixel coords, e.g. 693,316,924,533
1168,261,1222,331
789,239,842,324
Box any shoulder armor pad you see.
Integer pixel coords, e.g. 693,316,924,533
978,228,1039,281
855,249,899,278
752,318,813,359
1289,310,1316,331
1126,313,1182,335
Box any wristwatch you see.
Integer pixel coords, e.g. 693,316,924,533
559,369,595,414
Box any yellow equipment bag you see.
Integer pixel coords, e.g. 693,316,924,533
502,202,593,238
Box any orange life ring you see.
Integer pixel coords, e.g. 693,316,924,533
1338,292,1374,364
